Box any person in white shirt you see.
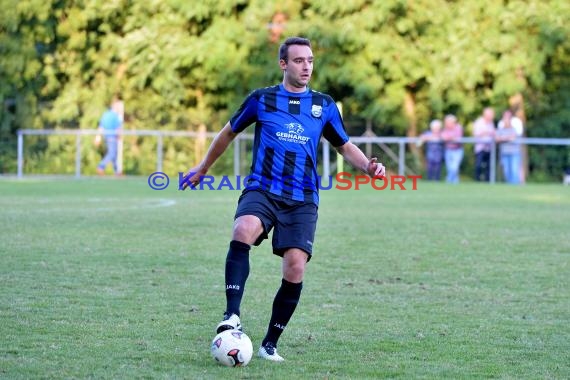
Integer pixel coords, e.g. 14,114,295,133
496,110,524,184
472,107,496,182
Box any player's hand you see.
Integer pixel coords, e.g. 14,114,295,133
94,135,101,147
180,166,206,190
367,157,386,178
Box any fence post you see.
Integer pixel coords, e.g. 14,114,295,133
156,133,163,172
398,140,405,176
75,132,81,178
322,139,330,179
490,140,496,184
17,131,23,178
234,135,240,177
117,135,123,175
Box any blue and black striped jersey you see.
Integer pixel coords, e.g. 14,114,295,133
230,83,349,205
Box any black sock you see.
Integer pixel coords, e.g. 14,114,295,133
262,279,303,346
224,240,250,316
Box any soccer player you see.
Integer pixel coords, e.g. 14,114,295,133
181,37,385,361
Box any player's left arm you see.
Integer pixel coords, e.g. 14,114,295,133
335,142,386,177
323,99,385,177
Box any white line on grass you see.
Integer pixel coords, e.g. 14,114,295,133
0,198,177,213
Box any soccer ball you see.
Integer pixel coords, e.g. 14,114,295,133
210,329,253,367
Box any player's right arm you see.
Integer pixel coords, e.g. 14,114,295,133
181,90,259,190
181,122,237,190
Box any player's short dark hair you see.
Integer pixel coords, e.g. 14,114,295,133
279,37,311,62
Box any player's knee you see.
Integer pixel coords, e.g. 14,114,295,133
232,216,263,244
284,262,305,282
289,261,305,276
283,251,307,282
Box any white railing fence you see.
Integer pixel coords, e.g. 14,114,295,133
16,129,570,183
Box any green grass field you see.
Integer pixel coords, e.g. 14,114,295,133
1,177,569,379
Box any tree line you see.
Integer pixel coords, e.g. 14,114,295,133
1,0,569,179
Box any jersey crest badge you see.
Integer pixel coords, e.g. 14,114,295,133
285,123,304,135
311,105,322,118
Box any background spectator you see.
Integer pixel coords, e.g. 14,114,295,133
441,114,464,184
472,107,496,182
496,110,523,184
419,119,445,181
95,99,123,175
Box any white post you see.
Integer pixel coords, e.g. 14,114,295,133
156,133,163,172
398,140,405,176
17,131,23,178
336,101,344,174
490,140,496,184
234,135,240,177
322,139,330,179
75,132,81,178
116,100,124,174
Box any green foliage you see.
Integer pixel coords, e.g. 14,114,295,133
1,0,569,179
526,40,570,180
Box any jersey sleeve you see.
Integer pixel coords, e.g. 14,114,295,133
322,100,349,147
229,91,259,133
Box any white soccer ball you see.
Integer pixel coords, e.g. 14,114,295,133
210,329,253,367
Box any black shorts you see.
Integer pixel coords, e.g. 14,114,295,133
234,189,318,259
